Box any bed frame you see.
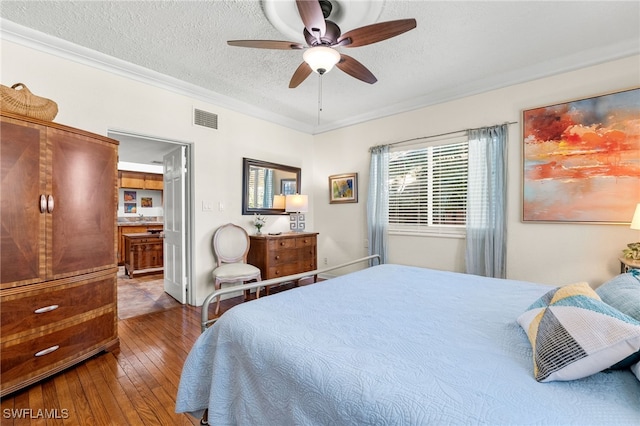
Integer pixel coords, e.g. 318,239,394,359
200,254,380,332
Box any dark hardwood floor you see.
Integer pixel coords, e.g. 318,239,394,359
1,270,315,425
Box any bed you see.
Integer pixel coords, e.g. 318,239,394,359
176,263,640,425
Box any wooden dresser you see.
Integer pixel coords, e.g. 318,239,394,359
123,233,164,278
117,223,163,265
247,232,318,289
0,112,119,397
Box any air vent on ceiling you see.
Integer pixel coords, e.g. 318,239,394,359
194,108,218,130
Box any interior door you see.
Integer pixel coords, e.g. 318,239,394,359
163,146,186,303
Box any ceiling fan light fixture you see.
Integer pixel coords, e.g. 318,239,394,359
303,46,341,74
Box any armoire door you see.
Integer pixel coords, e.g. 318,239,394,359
48,127,118,279
0,117,47,288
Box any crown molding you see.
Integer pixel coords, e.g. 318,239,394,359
0,19,315,134
2,18,638,136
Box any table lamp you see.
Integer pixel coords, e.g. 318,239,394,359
273,194,286,210
622,203,640,261
286,194,308,231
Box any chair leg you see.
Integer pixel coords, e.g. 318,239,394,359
214,296,221,317
214,281,221,316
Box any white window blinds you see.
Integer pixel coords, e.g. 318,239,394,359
388,134,468,233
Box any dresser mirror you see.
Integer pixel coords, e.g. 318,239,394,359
242,158,301,215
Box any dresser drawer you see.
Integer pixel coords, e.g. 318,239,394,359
1,274,115,338
268,260,315,278
1,311,116,390
271,249,301,265
268,238,296,250
296,236,316,248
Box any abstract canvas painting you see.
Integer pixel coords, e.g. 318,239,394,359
523,88,639,223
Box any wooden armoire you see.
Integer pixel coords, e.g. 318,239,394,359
0,111,119,397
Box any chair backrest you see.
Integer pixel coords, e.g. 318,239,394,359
212,223,250,266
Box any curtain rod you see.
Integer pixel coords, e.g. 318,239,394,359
377,121,518,149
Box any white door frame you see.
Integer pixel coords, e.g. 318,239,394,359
108,129,195,305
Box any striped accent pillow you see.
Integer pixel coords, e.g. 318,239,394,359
517,282,640,382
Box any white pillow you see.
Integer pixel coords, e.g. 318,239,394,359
517,282,640,382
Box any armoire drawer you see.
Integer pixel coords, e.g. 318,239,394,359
1,311,116,390
1,273,116,338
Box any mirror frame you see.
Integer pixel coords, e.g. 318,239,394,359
242,158,301,215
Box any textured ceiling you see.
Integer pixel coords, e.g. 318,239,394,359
1,0,639,136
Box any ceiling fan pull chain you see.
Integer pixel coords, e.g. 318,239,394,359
317,73,323,125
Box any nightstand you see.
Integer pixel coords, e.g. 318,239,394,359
619,257,640,273
248,232,318,293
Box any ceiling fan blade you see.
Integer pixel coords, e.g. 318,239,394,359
296,0,326,37
289,62,313,88
336,54,377,84
337,19,417,48
227,40,305,50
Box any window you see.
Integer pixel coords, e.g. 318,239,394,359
248,167,274,209
388,137,468,233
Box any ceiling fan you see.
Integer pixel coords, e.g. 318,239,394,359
227,0,417,88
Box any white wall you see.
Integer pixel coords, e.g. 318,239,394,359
3,38,638,300
313,55,640,287
1,39,314,306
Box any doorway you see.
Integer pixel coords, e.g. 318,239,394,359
108,130,194,312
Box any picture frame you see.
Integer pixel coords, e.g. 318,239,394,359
124,190,137,202
329,173,358,204
281,178,297,195
124,203,137,213
522,87,639,223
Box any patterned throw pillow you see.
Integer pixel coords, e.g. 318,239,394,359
517,282,640,382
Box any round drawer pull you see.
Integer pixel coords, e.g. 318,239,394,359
35,345,60,357
34,304,59,314
275,255,280,260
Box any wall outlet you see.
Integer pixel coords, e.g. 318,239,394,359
202,200,213,211
323,257,328,266
364,239,369,248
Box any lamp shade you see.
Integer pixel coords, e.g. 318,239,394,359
303,46,340,74
273,194,286,209
286,194,308,213
631,203,640,230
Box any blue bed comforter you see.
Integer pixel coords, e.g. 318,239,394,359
176,264,640,425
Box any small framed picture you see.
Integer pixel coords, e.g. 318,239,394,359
124,190,137,202
329,173,358,204
281,179,297,195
